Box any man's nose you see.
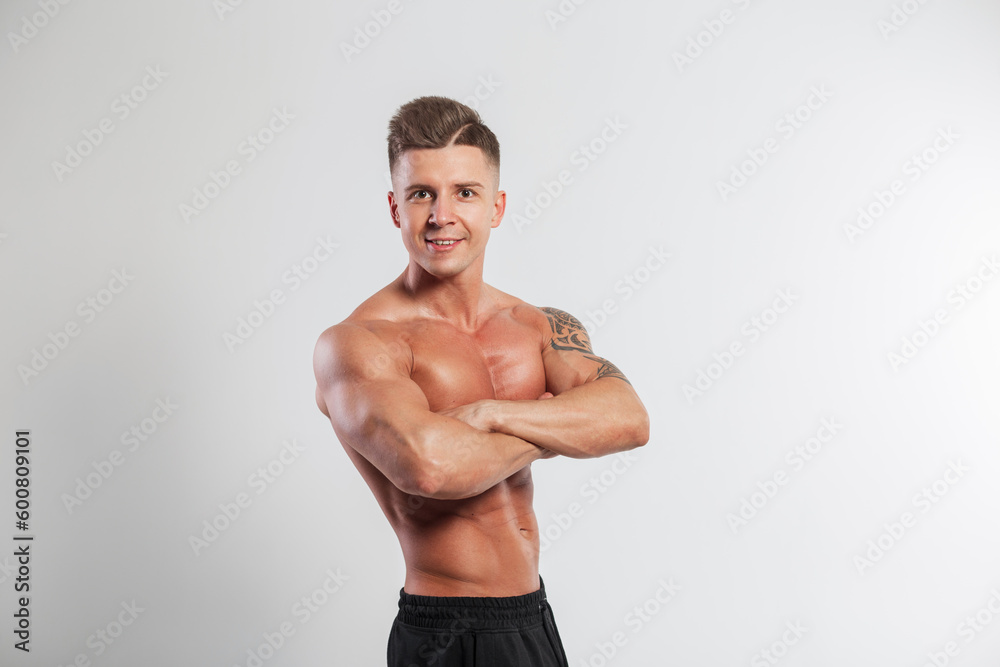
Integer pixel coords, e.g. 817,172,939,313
429,197,455,225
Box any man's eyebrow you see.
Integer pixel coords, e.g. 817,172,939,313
404,182,485,192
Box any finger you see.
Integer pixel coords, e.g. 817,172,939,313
537,392,554,400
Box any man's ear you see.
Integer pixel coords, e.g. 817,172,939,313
491,189,506,229
388,190,401,228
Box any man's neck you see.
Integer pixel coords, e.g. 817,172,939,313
400,263,491,330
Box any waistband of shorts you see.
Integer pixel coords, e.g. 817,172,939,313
395,576,549,630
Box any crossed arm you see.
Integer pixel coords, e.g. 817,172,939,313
313,322,546,500
313,309,649,500
441,307,649,459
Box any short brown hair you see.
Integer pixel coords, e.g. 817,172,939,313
387,96,500,182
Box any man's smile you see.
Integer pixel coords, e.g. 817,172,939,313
426,238,464,251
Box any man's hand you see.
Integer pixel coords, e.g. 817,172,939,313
437,399,498,433
439,392,559,458
438,391,554,430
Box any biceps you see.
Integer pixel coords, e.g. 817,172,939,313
538,306,633,393
322,376,431,472
541,347,601,393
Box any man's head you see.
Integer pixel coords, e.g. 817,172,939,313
386,96,505,281
387,96,500,189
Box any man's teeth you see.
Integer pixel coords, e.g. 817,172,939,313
431,240,457,245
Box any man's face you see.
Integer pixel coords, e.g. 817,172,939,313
388,143,504,279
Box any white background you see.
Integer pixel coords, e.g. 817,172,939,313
2,0,1000,665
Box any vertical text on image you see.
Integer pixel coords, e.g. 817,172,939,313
13,430,33,653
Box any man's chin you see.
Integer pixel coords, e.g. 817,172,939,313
424,265,466,280
410,257,467,280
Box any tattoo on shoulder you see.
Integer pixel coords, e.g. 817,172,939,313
541,307,593,352
540,307,633,386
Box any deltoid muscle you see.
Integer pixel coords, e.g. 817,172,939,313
540,307,631,385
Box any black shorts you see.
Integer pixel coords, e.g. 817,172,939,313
386,576,569,666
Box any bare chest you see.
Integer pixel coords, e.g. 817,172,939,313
405,317,546,411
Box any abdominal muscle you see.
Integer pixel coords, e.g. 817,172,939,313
396,466,540,597
346,445,541,597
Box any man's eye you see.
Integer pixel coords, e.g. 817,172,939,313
413,191,429,199
460,189,474,197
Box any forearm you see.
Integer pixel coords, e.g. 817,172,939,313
487,379,649,458
410,422,545,500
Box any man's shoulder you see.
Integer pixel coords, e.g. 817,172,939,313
321,278,408,333
314,285,412,369
343,278,407,322
500,298,594,354
484,288,591,343
490,290,579,334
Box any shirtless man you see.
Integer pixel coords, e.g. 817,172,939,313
312,96,649,666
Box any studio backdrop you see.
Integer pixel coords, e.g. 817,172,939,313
2,0,1000,665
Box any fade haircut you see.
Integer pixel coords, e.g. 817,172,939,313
387,96,500,186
